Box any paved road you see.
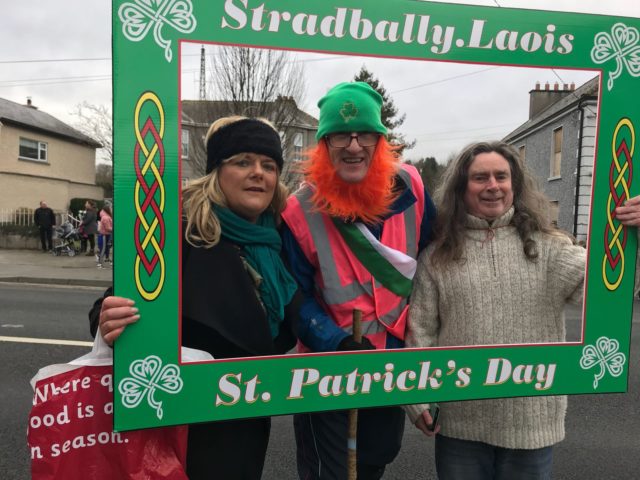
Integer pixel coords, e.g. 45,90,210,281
0,283,97,480
1,284,638,479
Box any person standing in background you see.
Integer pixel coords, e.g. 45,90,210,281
97,204,113,268
80,200,98,255
34,200,55,252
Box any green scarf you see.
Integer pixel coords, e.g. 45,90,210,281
214,205,297,338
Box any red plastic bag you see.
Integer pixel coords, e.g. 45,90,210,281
28,338,189,479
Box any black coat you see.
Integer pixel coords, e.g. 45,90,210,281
89,238,299,358
88,236,301,479
34,207,55,229
81,209,98,235
182,238,299,358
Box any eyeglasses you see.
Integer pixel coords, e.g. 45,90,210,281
325,132,380,148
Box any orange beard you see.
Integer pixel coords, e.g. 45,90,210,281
300,137,400,224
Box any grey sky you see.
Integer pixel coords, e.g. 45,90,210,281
1,0,638,163
181,45,597,162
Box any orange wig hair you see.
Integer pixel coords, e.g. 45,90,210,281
300,137,400,224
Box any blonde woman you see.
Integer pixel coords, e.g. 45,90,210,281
89,116,300,479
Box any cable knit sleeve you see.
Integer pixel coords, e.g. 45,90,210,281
547,234,587,305
407,248,440,349
404,248,440,423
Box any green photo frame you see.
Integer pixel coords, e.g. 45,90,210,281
112,0,639,430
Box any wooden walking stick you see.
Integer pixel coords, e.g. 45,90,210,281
347,308,363,480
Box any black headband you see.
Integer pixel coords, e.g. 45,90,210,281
206,119,284,174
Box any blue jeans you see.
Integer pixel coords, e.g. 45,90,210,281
97,234,112,263
435,435,553,480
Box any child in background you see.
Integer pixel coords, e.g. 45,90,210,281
97,204,113,268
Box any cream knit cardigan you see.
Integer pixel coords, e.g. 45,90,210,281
405,207,586,449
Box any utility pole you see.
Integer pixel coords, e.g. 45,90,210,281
199,45,206,100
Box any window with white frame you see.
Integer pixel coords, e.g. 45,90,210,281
550,127,563,177
181,129,189,159
19,137,48,162
293,132,304,162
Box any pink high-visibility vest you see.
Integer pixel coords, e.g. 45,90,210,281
282,164,425,350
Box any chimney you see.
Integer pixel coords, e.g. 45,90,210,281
25,97,38,109
528,81,574,119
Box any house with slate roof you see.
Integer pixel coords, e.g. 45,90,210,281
0,97,103,215
503,76,599,242
180,96,318,189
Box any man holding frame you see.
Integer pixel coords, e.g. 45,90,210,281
405,140,640,479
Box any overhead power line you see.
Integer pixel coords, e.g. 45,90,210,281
408,121,520,137
0,73,111,84
0,57,110,64
0,75,111,88
390,66,501,94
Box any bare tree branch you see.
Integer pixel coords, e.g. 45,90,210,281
209,46,306,125
71,102,113,164
200,46,308,188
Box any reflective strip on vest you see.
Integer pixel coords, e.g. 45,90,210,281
342,317,385,336
296,167,417,331
298,187,373,305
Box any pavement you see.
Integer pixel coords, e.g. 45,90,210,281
0,248,112,288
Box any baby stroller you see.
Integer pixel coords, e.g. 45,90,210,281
52,222,81,257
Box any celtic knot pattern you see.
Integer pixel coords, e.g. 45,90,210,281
591,23,640,91
603,119,635,291
579,337,626,389
134,92,166,301
118,0,197,62
118,355,183,419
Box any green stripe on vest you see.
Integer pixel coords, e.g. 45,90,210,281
331,218,413,297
